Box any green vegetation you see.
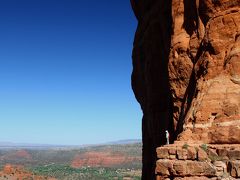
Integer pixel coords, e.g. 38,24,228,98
30,164,141,180
208,155,223,162
194,146,199,152
200,144,208,152
0,143,142,179
0,143,142,168
182,143,189,149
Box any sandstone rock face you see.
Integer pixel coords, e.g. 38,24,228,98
131,0,240,179
170,0,240,143
156,144,240,179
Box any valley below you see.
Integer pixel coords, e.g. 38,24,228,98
0,143,142,180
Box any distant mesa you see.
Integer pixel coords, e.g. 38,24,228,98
14,150,32,159
104,139,141,145
71,151,141,168
2,150,32,161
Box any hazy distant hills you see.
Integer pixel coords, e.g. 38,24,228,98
0,142,57,147
0,142,74,149
0,139,141,149
0,141,142,170
105,139,141,145
0,141,142,179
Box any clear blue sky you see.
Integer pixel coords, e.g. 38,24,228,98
0,0,141,145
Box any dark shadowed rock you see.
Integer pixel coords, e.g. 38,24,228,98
131,0,240,179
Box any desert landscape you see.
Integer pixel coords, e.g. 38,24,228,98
0,142,141,180
1,0,240,179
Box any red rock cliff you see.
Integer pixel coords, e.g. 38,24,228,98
131,0,240,179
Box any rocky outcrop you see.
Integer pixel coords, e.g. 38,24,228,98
156,144,240,179
0,164,56,180
131,0,240,179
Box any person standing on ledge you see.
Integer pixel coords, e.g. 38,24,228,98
165,130,169,145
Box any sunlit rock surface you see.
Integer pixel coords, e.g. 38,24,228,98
131,0,240,179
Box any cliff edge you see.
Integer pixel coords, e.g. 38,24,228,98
131,0,240,179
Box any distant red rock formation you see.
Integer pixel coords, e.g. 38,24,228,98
1,150,32,161
0,164,57,180
3,164,16,174
71,151,141,168
14,150,32,159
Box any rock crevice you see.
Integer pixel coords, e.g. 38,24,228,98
131,0,240,179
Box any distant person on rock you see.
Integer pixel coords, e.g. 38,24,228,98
165,130,169,145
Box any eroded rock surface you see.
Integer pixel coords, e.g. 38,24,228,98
156,144,240,179
131,0,240,179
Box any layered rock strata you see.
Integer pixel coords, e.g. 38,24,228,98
156,144,240,179
131,0,240,179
